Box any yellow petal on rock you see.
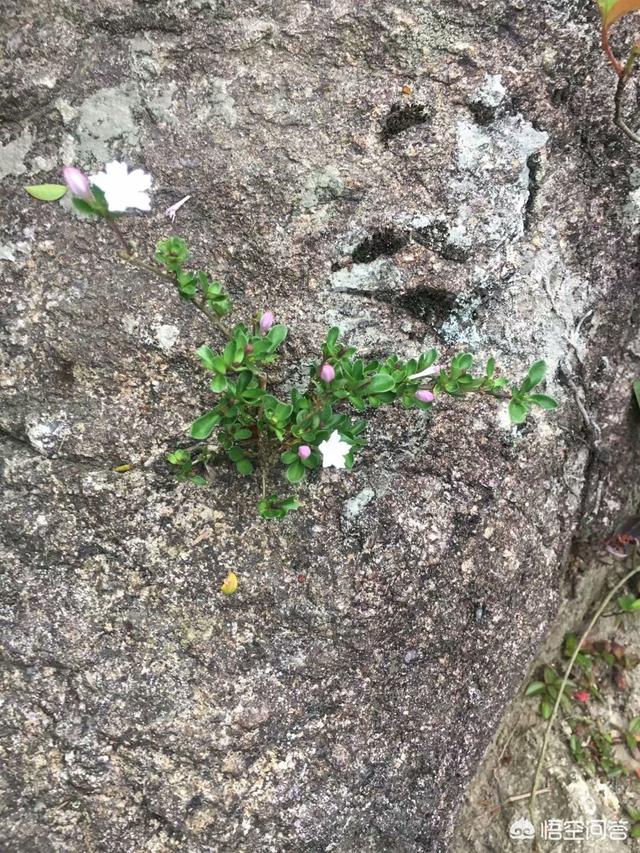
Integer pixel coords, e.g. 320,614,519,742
113,464,133,473
220,572,238,595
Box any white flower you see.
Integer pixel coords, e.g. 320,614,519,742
408,364,441,381
90,161,152,213
318,430,351,469
165,194,191,222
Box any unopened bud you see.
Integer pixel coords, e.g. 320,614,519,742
62,166,91,198
415,389,435,403
320,363,335,382
259,311,274,334
298,445,311,460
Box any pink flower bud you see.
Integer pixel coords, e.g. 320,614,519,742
298,445,311,460
62,166,91,198
259,311,275,334
319,363,335,382
415,389,435,403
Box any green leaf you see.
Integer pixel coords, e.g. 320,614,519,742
25,183,68,201
166,450,190,465
631,824,640,839
258,494,300,520
634,380,640,411
267,324,288,350
234,427,253,441
564,633,578,657
508,398,528,424
526,360,547,388
286,459,305,484
525,681,546,697
326,327,340,352
543,666,557,685
485,357,495,378
598,0,640,30
618,594,640,612
457,353,473,372
210,374,227,393
364,373,395,394
72,197,96,216
540,699,553,720
236,459,254,476
196,345,220,372
191,410,220,439
528,394,558,410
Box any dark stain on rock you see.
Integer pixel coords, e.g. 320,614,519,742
380,102,430,143
376,286,458,327
412,219,471,263
351,228,409,264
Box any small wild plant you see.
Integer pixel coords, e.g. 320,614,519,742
596,0,640,142
25,163,558,519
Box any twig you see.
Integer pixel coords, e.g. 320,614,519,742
602,26,623,77
106,217,133,255
506,788,550,806
529,551,640,836
614,47,640,145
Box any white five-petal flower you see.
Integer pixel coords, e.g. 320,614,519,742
318,430,351,469
90,161,152,213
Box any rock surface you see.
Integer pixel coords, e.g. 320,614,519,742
1,0,640,850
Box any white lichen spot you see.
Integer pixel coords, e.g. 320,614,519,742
342,487,375,523
0,127,34,180
0,244,16,262
155,324,180,353
471,74,507,111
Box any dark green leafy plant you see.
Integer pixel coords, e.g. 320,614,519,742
153,239,558,517
24,170,561,520
152,236,559,518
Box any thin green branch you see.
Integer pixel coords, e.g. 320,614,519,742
121,252,233,339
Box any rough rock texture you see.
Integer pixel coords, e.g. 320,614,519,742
2,0,640,850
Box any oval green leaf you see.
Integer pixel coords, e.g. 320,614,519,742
24,183,68,202
508,398,527,424
365,373,395,395
528,394,558,410
286,459,305,484
191,410,221,439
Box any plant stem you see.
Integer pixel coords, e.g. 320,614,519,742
602,26,623,76
121,252,232,339
106,217,133,255
257,374,268,498
529,551,640,839
614,47,640,145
